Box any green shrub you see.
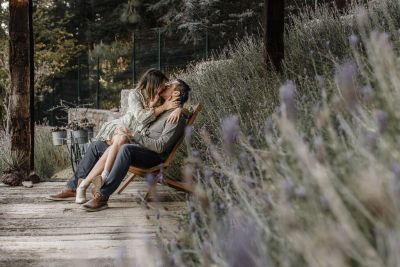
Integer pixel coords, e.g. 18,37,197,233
0,126,69,180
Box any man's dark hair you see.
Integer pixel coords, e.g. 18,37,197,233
176,79,191,105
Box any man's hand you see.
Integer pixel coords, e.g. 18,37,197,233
167,107,183,124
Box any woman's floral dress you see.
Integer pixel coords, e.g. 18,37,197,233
94,89,156,142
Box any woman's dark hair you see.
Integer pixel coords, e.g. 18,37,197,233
176,79,191,105
135,69,168,106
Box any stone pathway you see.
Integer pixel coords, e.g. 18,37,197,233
0,181,187,267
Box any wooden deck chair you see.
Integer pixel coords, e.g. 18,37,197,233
117,104,203,199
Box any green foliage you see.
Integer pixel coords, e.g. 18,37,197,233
33,0,84,95
89,40,133,109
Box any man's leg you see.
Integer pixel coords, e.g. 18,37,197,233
66,141,109,189
82,144,163,211
47,141,109,201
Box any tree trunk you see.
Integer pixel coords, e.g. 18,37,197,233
335,0,351,10
263,0,285,71
29,0,35,174
8,0,34,182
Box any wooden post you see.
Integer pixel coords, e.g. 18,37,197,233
9,0,33,177
263,0,285,71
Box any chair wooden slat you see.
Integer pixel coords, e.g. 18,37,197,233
117,104,203,196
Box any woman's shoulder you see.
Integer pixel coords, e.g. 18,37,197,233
128,89,144,100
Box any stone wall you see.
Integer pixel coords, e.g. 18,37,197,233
68,89,131,134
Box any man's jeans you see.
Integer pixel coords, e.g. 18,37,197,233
66,141,109,190
100,144,163,198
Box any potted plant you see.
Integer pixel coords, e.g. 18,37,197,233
79,118,96,142
67,120,88,144
51,126,67,146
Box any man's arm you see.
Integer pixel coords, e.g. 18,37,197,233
131,117,186,154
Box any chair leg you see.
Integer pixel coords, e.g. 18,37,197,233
117,173,137,194
164,176,194,194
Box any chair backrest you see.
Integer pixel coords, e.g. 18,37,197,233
163,103,203,167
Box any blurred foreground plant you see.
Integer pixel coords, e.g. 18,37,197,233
156,1,400,266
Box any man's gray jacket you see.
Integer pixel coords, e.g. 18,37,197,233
130,109,187,157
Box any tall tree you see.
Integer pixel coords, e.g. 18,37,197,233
8,0,34,184
263,0,285,71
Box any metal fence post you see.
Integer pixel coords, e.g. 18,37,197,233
77,58,81,105
131,32,136,86
158,28,161,70
51,78,55,125
96,56,100,109
205,29,209,58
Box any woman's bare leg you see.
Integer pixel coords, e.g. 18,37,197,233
102,134,129,178
83,147,110,184
87,134,130,194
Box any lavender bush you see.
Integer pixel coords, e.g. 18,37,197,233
156,0,400,266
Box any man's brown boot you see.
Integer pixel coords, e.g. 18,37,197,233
46,179,83,201
46,188,76,201
81,192,109,212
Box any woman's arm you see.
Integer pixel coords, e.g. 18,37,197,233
124,90,158,126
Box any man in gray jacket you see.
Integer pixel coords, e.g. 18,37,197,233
47,79,191,212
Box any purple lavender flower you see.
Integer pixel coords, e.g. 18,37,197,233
364,130,378,150
146,173,157,187
320,195,330,211
203,167,213,181
279,80,297,122
335,61,359,108
295,186,307,199
375,110,388,133
360,85,373,100
315,75,325,88
314,135,326,162
282,177,295,201
221,115,240,153
392,162,400,179
349,34,359,47
185,125,193,143
391,163,400,198
218,212,262,267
